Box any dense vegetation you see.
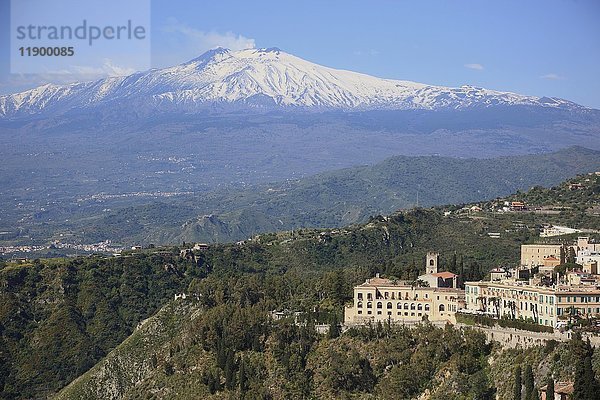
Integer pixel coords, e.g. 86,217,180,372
56,299,498,400
1,173,599,398
54,280,600,400
457,313,554,333
0,254,197,398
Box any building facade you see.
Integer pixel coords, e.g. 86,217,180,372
344,275,464,325
465,278,600,328
520,244,563,267
521,237,600,267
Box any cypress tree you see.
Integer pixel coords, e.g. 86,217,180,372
450,253,457,273
224,350,236,390
567,247,576,264
523,364,534,400
572,333,597,400
583,356,597,400
328,314,340,339
573,354,586,399
239,355,248,394
545,375,554,400
514,365,522,400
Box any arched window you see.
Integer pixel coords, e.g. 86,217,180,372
404,303,409,310
417,304,423,310
357,301,363,308
410,303,416,310
377,302,382,309
439,304,445,312
430,259,435,266
387,302,392,309
397,302,402,309
367,302,372,309
425,304,430,311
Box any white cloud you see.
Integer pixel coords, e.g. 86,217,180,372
464,63,484,71
150,18,256,68
353,49,380,56
540,73,565,80
45,59,137,77
0,60,137,95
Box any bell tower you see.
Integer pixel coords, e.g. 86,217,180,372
426,252,439,274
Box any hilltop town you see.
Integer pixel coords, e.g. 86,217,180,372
345,236,600,334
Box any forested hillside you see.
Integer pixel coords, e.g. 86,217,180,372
1,174,599,398
78,146,600,245
54,297,600,400
2,146,599,250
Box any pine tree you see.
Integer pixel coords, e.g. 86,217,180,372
523,364,534,400
514,365,522,400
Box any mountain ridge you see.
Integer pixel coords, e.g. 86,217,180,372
8,145,596,248
0,47,588,120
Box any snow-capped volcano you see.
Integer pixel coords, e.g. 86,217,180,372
0,47,584,119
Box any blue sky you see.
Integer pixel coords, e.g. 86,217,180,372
1,0,600,108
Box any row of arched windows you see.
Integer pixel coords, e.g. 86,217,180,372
358,292,428,301
357,301,435,311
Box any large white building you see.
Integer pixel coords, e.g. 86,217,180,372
465,274,600,328
344,276,464,325
344,253,464,325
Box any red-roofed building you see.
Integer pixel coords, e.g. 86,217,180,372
540,381,573,400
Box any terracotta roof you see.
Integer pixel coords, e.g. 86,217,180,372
431,272,458,279
359,277,395,287
540,381,573,395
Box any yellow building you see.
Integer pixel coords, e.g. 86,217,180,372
344,275,464,325
520,244,563,267
520,237,600,267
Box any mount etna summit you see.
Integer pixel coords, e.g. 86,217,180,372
0,47,592,118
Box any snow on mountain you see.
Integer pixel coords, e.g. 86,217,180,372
0,47,584,119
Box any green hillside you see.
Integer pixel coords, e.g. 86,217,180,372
2,146,600,251
73,146,600,245
53,297,600,400
0,173,599,398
